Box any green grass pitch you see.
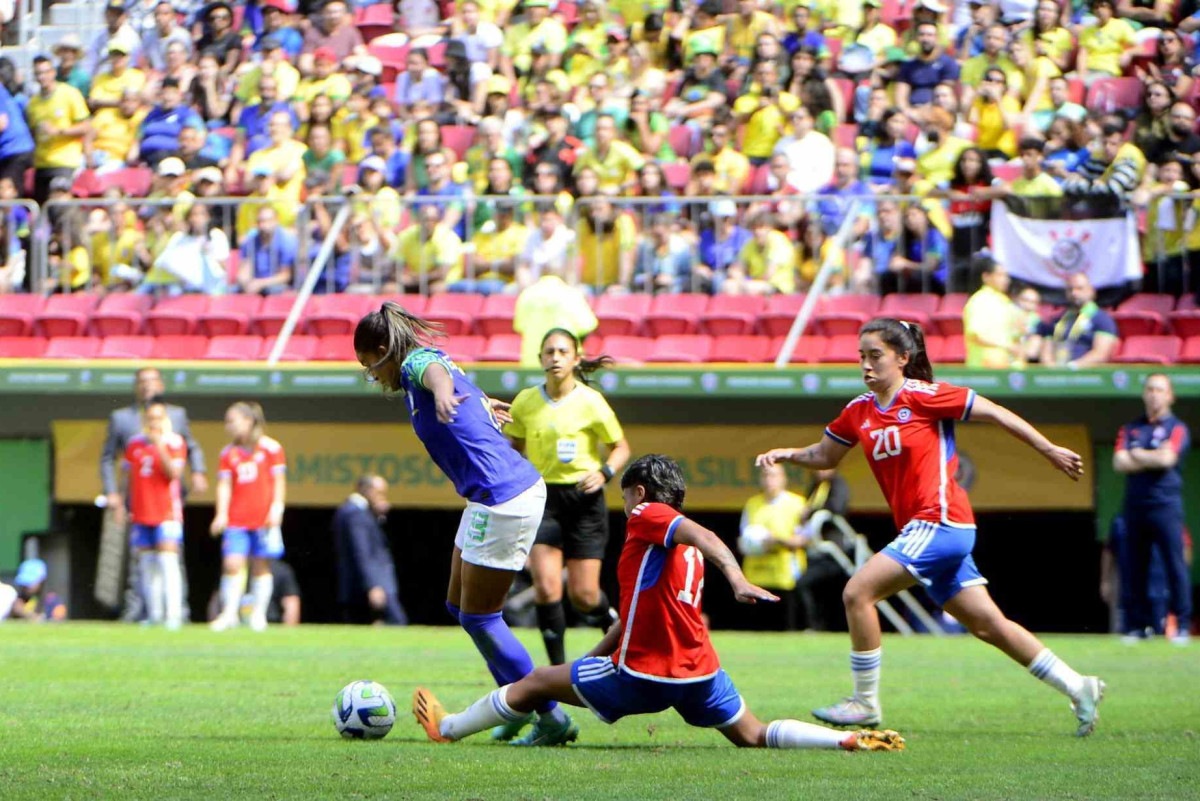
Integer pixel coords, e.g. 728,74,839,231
1,624,1196,801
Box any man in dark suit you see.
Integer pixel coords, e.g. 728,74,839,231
99,366,207,620
333,475,407,625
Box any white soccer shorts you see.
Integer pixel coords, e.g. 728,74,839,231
454,479,547,571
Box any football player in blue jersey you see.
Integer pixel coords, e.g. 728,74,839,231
354,301,579,746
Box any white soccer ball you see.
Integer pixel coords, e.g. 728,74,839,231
738,524,773,557
332,680,397,740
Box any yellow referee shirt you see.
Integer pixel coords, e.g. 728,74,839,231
740,491,807,591
506,384,624,485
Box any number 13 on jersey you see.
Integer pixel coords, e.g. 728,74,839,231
870,426,902,461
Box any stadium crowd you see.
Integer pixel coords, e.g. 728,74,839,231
1,0,1200,362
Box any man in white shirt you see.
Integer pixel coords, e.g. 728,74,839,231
772,106,835,194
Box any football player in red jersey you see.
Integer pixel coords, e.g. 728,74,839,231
413,454,905,752
210,401,288,632
756,318,1104,737
121,398,187,628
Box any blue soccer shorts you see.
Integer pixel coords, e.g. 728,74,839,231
222,526,285,559
130,521,183,550
570,656,746,728
882,519,988,607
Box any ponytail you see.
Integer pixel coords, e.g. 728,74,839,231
540,327,614,387
859,317,934,382
354,301,444,392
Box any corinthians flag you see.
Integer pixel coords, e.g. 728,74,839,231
990,194,1141,292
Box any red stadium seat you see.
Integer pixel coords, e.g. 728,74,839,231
250,293,300,336
0,335,47,358
743,164,771,194
0,294,45,336
476,294,518,336
710,335,773,363
1119,293,1177,314
146,295,209,336
817,334,863,363
440,126,476,162
197,295,262,336
1113,335,1181,364
305,294,374,336
600,335,653,365
91,293,154,336
646,334,713,363
355,2,394,25
34,294,101,337
98,335,155,359
1178,295,1199,311
700,295,766,336
813,294,880,335
1087,77,1143,114
832,123,858,148
151,335,210,360
758,293,809,337
661,162,692,191
259,335,319,361
667,125,696,160
442,335,486,364
769,335,827,364
373,293,428,317
367,35,409,69
204,335,264,360
1112,310,1166,337
426,293,485,336
595,293,652,336
479,334,522,362
426,40,447,68
931,293,968,336
939,335,966,363
831,78,855,120
878,294,936,329
1180,336,1200,363
314,335,354,361
581,334,603,356
644,294,709,336
97,166,153,197
556,0,578,25
1167,309,1200,337
45,336,101,359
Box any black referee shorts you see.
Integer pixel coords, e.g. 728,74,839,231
534,483,610,560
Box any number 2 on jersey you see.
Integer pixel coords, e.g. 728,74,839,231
870,425,902,461
676,546,705,607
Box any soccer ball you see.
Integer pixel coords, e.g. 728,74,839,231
737,524,773,557
331,680,397,739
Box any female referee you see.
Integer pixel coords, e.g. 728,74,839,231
756,318,1106,737
355,301,578,747
507,329,630,666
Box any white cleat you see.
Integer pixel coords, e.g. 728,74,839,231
209,614,238,632
248,613,268,632
1170,634,1191,647
812,697,882,727
1072,676,1105,737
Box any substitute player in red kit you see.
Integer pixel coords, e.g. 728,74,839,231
210,401,287,632
121,397,187,629
413,454,904,752
757,318,1105,737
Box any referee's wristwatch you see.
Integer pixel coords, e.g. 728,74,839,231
600,464,615,482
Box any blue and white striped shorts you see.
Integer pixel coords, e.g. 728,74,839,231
882,519,987,607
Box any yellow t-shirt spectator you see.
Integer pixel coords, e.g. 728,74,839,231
732,89,801,160
729,11,778,62
578,212,636,286
972,95,1021,157
391,224,463,277
235,61,301,105
505,382,624,483
353,186,403,232
739,230,797,294
235,187,294,241
295,73,353,104
697,147,751,195
513,274,599,366
740,490,807,590
917,136,972,187
573,141,645,190
853,23,897,57
90,228,141,286
564,23,609,86
89,69,148,107
960,55,1022,91
683,26,726,65
1010,171,1063,197
963,283,1019,368
1022,27,1073,69
611,0,668,25
1078,18,1136,77
331,108,379,164
503,16,569,74
54,245,92,291
456,221,530,283
246,140,309,207
27,83,91,169
91,107,147,161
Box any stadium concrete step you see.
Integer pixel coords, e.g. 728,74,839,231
34,25,105,51
49,3,104,26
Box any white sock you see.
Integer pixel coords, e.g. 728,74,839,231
851,648,882,708
766,719,851,750
158,551,182,625
251,573,274,622
1028,648,1085,699
441,686,524,741
141,552,164,623
219,572,246,621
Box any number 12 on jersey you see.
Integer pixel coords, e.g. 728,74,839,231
870,425,902,461
676,546,705,607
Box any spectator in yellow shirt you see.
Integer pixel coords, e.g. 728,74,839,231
737,463,809,631
245,111,308,209
1076,0,1136,81
727,212,797,295
969,68,1022,159
958,24,1021,111
572,115,645,192
88,41,147,112
692,118,751,194
26,56,91,204
296,47,353,104
963,254,1022,368
88,89,146,170
234,36,301,107
502,0,568,76
576,193,637,290
1006,137,1063,201
452,200,528,294
732,60,801,164
390,203,464,294
729,0,782,67
513,251,598,366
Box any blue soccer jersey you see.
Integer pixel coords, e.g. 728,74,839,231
401,347,541,506
1116,414,1191,511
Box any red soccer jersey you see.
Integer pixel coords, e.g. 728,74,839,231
123,433,186,525
825,379,977,531
218,436,286,529
611,502,721,682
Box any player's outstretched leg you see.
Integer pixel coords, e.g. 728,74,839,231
944,586,1106,737
719,710,904,752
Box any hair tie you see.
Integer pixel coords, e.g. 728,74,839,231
899,320,911,331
